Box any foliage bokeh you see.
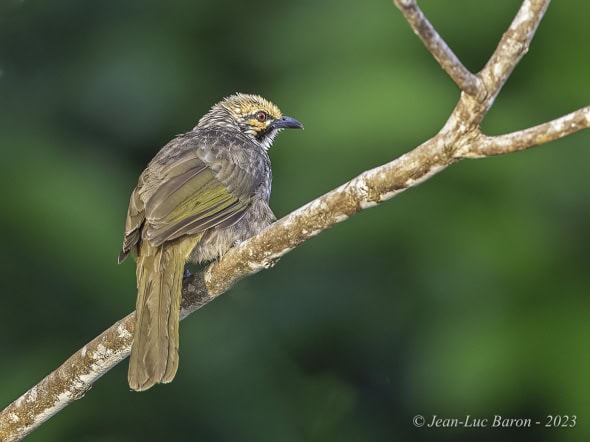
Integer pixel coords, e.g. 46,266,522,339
1,1,589,441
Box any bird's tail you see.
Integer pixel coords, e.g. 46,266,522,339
128,237,197,391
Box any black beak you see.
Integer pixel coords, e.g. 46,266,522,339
273,115,304,129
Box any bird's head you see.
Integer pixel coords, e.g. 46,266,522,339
197,93,303,150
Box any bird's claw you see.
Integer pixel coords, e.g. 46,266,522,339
262,257,280,269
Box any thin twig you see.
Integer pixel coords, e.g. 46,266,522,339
393,0,481,95
460,106,590,158
478,0,552,111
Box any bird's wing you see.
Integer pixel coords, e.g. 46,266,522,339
141,155,252,247
119,174,148,263
118,132,264,261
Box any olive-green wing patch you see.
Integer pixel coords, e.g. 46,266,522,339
143,162,250,246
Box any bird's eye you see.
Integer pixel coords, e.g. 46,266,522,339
255,111,268,123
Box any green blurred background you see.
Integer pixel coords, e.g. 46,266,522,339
1,0,588,441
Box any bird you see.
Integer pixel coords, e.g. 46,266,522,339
118,93,303,391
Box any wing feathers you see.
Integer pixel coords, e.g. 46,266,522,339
142,160,251,246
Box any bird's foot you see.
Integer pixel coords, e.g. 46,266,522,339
262,256,280,269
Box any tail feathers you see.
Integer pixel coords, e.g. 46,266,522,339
128,238,196,391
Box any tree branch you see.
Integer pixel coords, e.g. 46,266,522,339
478,0,551,113
393,0,481,95
1,0,587,441
460,106,590,158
